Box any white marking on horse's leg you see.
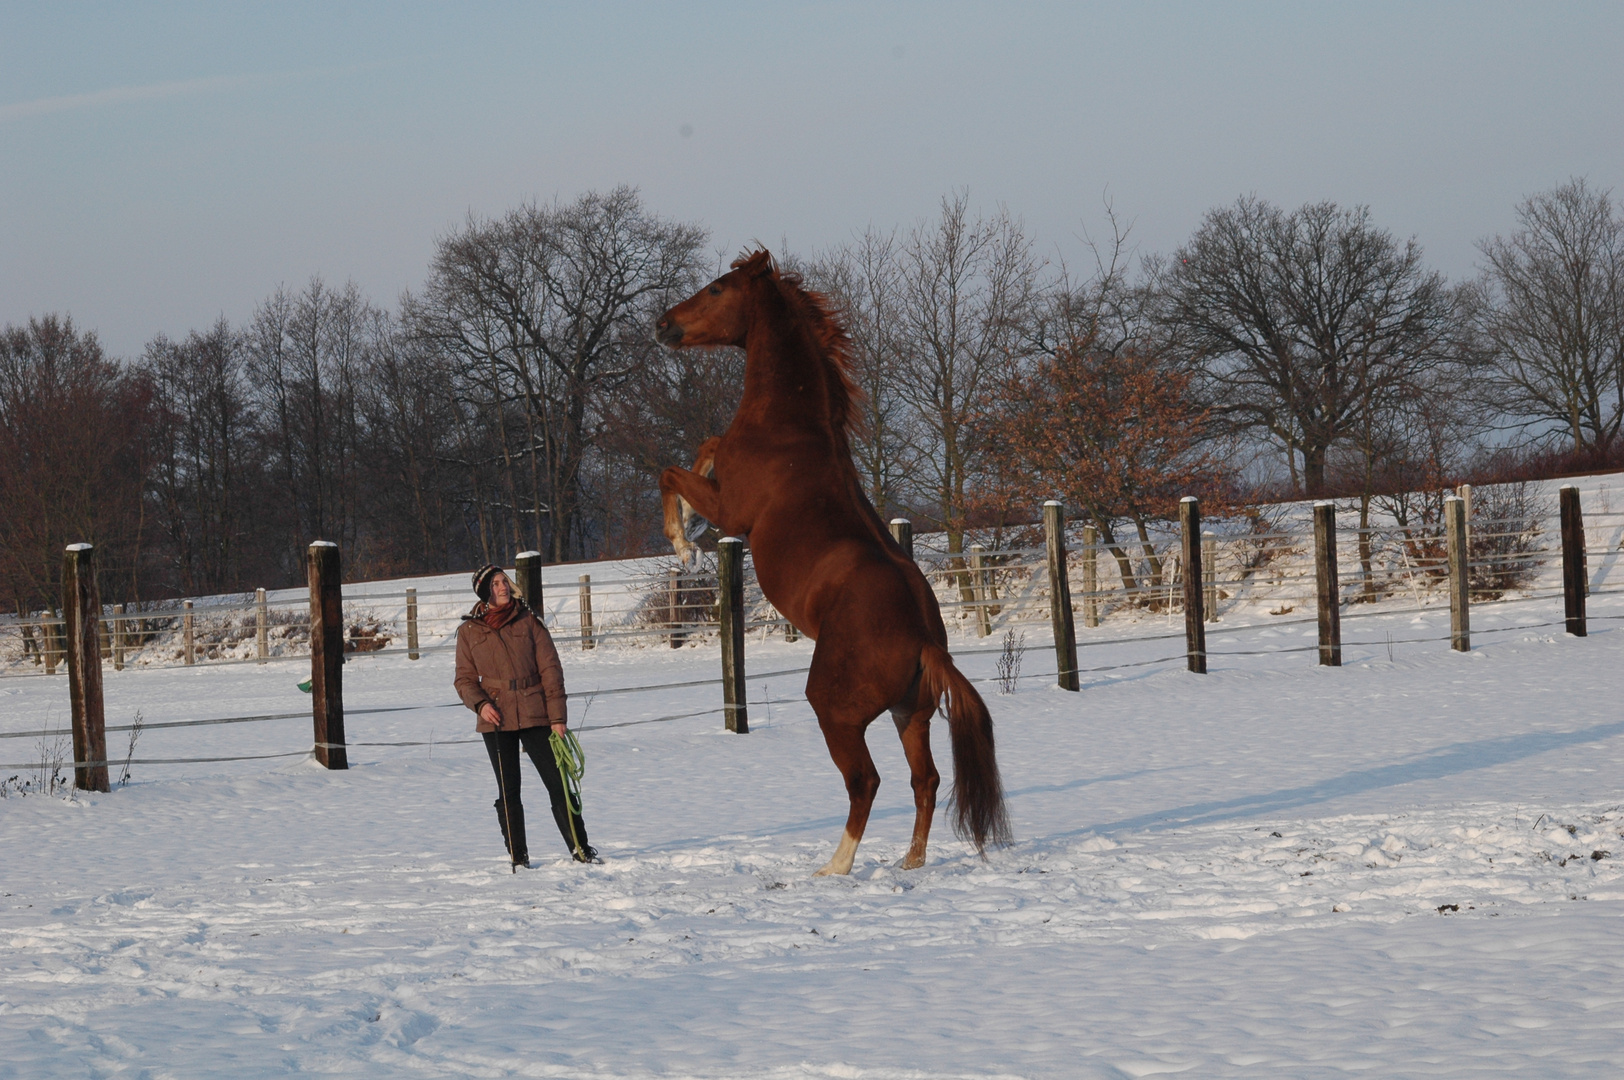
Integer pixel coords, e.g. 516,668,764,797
667,519,697,565
813,829,860,876
900,838,927,870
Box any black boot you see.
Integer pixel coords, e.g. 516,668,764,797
494,797,529,866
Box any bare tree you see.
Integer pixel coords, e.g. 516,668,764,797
0,316,153,611
413,187,708,561
244,278,376,571
411,214,549,562
144,318,259,594
893,192,1041,582
354,308,466,573
1028,200,1153,362
1477,177,1624,454
1161,198,1462,495
1330,350,1478,598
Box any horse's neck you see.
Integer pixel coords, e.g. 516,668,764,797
739,313,833,435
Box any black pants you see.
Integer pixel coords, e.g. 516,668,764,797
483,727,589,861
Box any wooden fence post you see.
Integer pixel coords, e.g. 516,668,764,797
44,610,60,675
718,537,749,733
1560,484,1587,637
1082,523,1099,628
182,599,194,665
1203,532,1218,623
1043,501,1079,691
1314,501,1342,666
1456,483,1473,546
63,544,109,793
889,518,914,562
112,604,125,671
307,541,347,770
667,568,685,648
969,544,992,637
1445,496,1471,652
578,574,595,650
514,550,543,612
255,588,268,663
18,602,39,667
405,587,420,659
1181,498,1206,674
1357,521,1377,604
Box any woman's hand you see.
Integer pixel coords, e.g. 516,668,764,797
551,721,567,737
479,702,502,728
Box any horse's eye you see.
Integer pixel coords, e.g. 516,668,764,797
708,285,722,296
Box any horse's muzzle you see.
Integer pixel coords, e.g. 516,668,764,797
655,320,684,347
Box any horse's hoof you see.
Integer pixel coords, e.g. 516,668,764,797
683,512,713,543
898,855,926,870
813,861,848,877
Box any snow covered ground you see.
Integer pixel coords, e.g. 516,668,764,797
4,568,1624,1076
5,471,1624,1076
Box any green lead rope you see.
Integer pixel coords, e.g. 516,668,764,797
550,729,586,857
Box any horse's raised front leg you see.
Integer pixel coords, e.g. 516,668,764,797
681,438,723,540
690,437,721,477
660,463,721,567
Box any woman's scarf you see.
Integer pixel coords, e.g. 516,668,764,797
480,599,521,631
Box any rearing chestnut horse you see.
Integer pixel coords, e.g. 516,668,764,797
655,249,1011,874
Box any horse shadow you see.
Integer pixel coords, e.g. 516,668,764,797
763,766,1180,840
1066,718,1624,838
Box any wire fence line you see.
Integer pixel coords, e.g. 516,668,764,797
2,622,1584,773
5,497,1619,675
5,488,1621,778
2,595,1594,774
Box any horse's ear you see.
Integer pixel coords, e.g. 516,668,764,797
731,249,775,278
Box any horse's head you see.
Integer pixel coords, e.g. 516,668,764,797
656,249,775,349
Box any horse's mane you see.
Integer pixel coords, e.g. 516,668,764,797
732,249,866,444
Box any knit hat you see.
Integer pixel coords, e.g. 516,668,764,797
472,563,503,602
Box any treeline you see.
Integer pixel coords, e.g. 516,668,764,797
3,179,1621,613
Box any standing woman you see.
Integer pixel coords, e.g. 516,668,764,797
455,564,598,866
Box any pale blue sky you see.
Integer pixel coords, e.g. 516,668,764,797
3,2,1622,358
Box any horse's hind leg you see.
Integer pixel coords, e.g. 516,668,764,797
891,702,940,870
806,583,921,876
812,717,882,876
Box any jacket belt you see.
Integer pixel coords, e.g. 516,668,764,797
479,673,540,691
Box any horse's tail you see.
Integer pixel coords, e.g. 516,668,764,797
920,643,1012,853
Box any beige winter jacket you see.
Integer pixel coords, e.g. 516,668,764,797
454,600,568,732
